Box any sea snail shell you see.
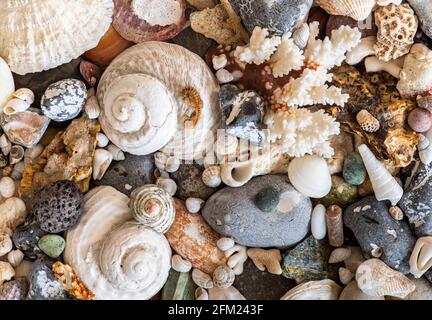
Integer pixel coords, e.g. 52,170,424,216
220,161,255,188
129,185,175,234
409,237,432,278
212,265,235,288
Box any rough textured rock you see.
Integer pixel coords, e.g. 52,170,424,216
318,175,358,208
344,196,416,274
202,175,312,248
0,277,29,300
408,0,432,39
12,219,46,260
170,26,215,58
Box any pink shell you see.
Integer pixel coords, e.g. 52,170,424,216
112,0,187,43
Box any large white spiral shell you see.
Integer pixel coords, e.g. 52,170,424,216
97,41,220,160
64,186,171,300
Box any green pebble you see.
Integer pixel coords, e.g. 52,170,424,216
255,187,281,212
38,234,65,259
319,176,358,208
343,152,366,186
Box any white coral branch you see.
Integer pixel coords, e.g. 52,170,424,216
270,33,305,78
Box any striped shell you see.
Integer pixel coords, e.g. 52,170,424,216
316,0,375,21
202,166,222,188
129,185,175,234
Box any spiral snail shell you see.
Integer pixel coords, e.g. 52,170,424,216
129,185,175,234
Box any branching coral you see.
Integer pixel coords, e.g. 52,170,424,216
270,33,304,78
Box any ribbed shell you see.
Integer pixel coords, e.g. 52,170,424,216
0,0,114,75
316,0,375,21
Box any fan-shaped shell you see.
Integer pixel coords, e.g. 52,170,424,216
64,186,172,300
0,0,114,75
316,0,375,21
97,42,221,160
129,185,175,233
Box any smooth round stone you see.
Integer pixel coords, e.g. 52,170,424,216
408,108,432,132
311,204,327,240
319,176,358,208
41,79,87,122
202,175,312,248
343,152,366,186
12,219,46,260
255,187,281,213
38,235,65,259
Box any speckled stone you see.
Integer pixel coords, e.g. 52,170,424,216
202,175,312,248
408,0,432,39
282,235,335,284
32,180,83,233
162,270,197,300
255,187,281,213
93,153,155,196
231,0,313,35
171,164,219,201
343,153,366,186
41,79,87,122
0,277,29,300
319,175,358,207
399,162,432,237
12,219,46,260
38,235,65,259
344,196,416,274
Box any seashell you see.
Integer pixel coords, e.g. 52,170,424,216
281,279,342,300
339,267,354,285
0,197,27,235
358,144,403,206
0,231,13,257
389,206,404,221
365,56,403,79
417,134,430,151
293,23,310,49
288,155,332,198
52,261,95,300
185,197,205,214
326,205,344,247
0,261,15,286
224,245,248,276
79,61,102,88
0,177,15,199
329,247,352,264
346,36,377,65
202,166,222,188
84,88,100,120
420,126,432,164
180,87,204,129
370,244,383,258
165,157,180,173
129,185,175,234
220,161,255,188
7,250,24,268
0,0,113,75
156,178,177,197
154,152,168,171
377,0,402,5
356,110,380,133
195,287,209,300
247,248,282,275
9,145,24,165
409,237,432,278
192,268,213,289
316,0,375,21
107,144,125,161
339,280,385,300
356,259,415,298
3,98,30,115
212,265,235,288
0,135,11,156
171,255,193,273
0,57,14,109
311,204,327,240
64,186,172,300
216,237,235,252
92,149,113,181
13,88,34,105
97,42,220,160
208,285,246,300
96,133,109,148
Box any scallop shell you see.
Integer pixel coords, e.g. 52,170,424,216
92,149,113,181
358,144,403,205
0,57,14,109
171,255,192,273
316,0,375,21
202,166,222,188
409,237,432,278
64,186,172,300
13,88,34,105
281,279,342,300
129,185,175,234
97,42,221,160
192,269,213,289
0,0,114,75
288,155,332,198
212,265,235,288
112,0,186,43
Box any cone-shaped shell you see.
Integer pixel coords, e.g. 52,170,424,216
316,0,375,21
129,185,175,233
0,0,114,75
0,57,14,109
358,144,403,205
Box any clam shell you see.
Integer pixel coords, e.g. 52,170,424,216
0,0,114,75
316,0,375,21
281,279,342,300
288,155,332,198
0,57,14,109
212,265,235,288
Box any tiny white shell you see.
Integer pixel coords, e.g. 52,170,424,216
93,149,113,180
165,156,180,173
185,197,204,214
96,133,109,148
154,152,168,171
171,254,193,273
0,231,13,257
293,23,310,49
107,144,125,161
409,236,432,278
217,237,235,252
339,267,354,285
0,134,11,156
11,161,25,181
192,268,213,289
212,265,235,288
84,88,100,119
7,249,24,268
13,88,34,105
202,165,222,188
329,247,352,264
195,287,209,300
156,178,177,196
24,144,44,163
311,204,327,240
9,145,24,165
0,176,15,198
3,98,30,115
418,134,430,151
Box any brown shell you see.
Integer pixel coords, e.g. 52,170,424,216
165,199,227,274
326,64,419,168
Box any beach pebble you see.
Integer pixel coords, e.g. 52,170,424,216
320,176,358,207
203,175,312,248
0,261,14,286
254,187,281,213
408,108,432,132
12,220,46,260
0,277,29,300
41,79,87,122
0,176,15,198
343,153,366,186
38,235,65,259
408,0,432,39
0,232,13,257
311,204,327,240
7,250,24,268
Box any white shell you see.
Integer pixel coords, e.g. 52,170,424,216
216,237,235,252
0,197,27,235
84,88,100,120
329,247,352,264
409,236,432,278
339,267,354,285
339,281,385,300
0,57,14,109
220,161,255,188
165,156,180,173
13,88,34,105
11,161,25,181
3,98,30,115
9,145,24,165
202,166,222,188
293,23,310,49
224,245,248,276
107,144,125,161
288,155,332,198
0,177,15,199
346,36,376,65
195,287,209,300
64,186,172,300
365,56,402,79
171,254,193,273
311,204,327,240
97,42,220,160
281,279,342,300
0,261,15,286
185,197,204,214
208,286,246,300
154,152,168,171
96,133,110,148
358,144,403,206
156,178,177,196
0,231,13,257
24,144,43,163
212,265,235,288
0,0,114,75
192,268,213,289
7,249,24,268
92,149,113,181
0,134,11,156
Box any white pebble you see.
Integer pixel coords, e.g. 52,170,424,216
311,204,327,240
7,249,24,268
96,133,109,148
216,69,234,84
217,237,235,251
185,197,205,213
124,184,133,191
0,176,15,198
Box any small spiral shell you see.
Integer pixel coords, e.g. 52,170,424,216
129,185,175,234
212,265,235,288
